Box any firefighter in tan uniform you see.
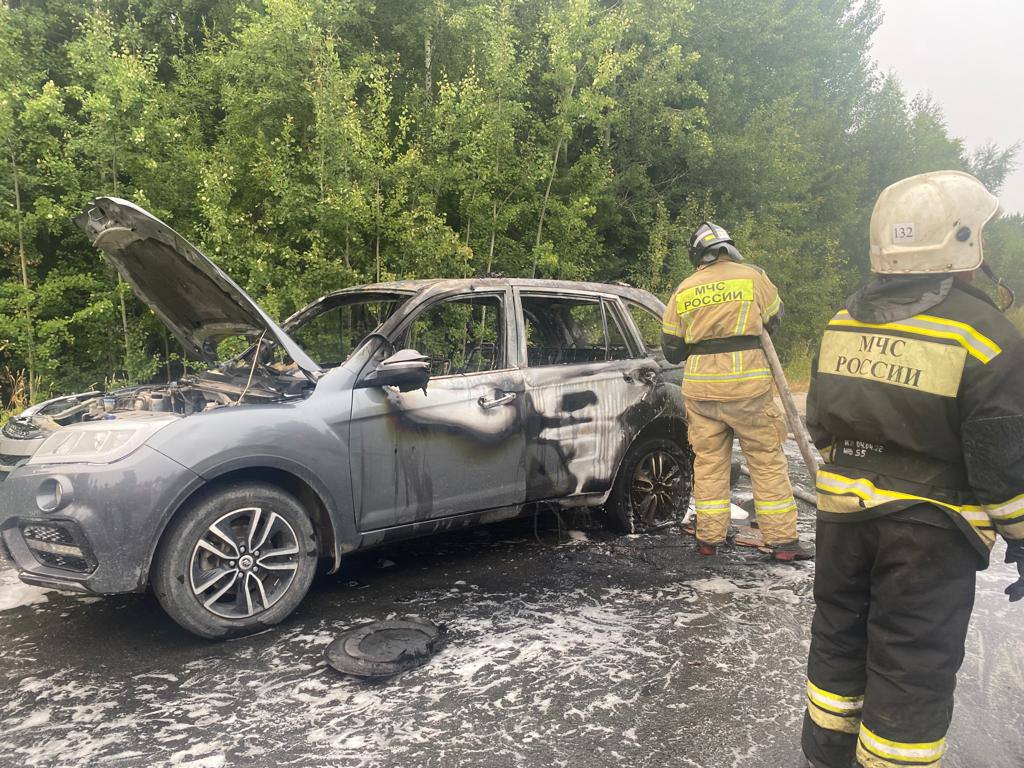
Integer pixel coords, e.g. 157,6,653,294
801,171,1024,768
662,222,813,561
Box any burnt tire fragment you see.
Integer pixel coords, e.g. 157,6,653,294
606,436,693,533
325,616,446,679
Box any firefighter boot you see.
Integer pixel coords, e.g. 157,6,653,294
772,539,815,562
697,541,718,556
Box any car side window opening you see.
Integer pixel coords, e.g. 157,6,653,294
522,295,635,366
404,295,505,377
625,301,665,356
289,298,406,367
604,304,636,360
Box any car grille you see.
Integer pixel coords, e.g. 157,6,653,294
32,549,91,571
21,523,76,545
20,521,96,574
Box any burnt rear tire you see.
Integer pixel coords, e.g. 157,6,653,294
152,482,317,639
606,437,693,533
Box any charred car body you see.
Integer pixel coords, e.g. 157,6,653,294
0,198,692,638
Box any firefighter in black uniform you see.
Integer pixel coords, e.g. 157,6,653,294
801,171,1024,768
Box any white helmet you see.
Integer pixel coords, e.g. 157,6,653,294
869,170,1000,274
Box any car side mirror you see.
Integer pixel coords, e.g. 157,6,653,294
357,348,431,392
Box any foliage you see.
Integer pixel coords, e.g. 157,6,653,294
1,0,1021,406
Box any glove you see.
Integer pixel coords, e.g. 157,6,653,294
1005,540,1024,603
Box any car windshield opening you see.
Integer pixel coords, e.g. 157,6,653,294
288,294,410,368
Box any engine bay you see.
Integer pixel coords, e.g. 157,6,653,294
3,362,312,441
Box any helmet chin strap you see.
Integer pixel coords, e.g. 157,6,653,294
981,261,1016,312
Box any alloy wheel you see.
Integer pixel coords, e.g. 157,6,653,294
188,506,300,619
630,449,686,531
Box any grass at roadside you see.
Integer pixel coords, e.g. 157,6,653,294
1,367,29,425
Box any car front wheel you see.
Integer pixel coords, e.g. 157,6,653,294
152,482,317,639
606,436,693,533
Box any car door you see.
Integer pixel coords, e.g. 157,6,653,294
349,288,526,530
517,289,659,503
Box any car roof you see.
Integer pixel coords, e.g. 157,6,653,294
282,278,666,331
318,278,662,305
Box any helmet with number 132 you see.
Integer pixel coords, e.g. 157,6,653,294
869,170,1000,275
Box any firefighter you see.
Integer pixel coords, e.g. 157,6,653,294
662,222,813,561
801,170,1024,768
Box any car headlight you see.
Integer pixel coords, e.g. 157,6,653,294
26,418,178,466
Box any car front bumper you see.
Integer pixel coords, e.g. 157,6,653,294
0,445,202,594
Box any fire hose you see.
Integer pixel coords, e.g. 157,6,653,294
734,330,819,507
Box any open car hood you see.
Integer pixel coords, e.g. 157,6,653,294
73,197,321,378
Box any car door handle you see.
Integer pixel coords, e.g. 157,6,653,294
478,392,517,409
639,367,659,384
624,368,659,384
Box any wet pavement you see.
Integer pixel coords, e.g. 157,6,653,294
0,443,1021,768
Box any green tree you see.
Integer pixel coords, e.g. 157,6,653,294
0,0,1017,409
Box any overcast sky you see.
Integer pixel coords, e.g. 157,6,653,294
871,0,1024,213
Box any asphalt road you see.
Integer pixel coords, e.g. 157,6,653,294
0,442,1021,768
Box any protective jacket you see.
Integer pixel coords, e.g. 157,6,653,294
807,275,1024,562
661,258,783,402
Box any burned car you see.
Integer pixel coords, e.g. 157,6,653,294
0,197,693,638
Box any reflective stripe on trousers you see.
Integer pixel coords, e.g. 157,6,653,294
856,726,945,767
806,680,863,734
806,683,946,766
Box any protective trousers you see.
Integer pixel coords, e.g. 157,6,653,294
683,390,797,546
802,507,977,768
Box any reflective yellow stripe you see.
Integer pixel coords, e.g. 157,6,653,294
755,498,798,516
958,507,991,523
765,295,782,320
756,498,798,509
695,499,730,512
662,321,686,338
858,725,945,764
915,313,1001,358
695,501,730,517
807,681,863,714
984,492,1024,521
817,470,957,513
808,701,860,734
734,300,751,335
684,369,772,382
729,308,754,367
830,310,1000,363
817,471,997,547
